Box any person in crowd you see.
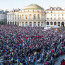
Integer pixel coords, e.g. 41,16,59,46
0,25,65,65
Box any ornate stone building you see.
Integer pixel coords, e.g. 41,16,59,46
7,4,65,27
46,7,65,27
7,4,45,27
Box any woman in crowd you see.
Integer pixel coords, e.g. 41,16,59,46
0,25,65,65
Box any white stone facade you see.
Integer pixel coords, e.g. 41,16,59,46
7,10,45,27
7,5,65,27
46,7,65,27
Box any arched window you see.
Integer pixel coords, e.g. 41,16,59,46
58,22,60,26
18,15,19,20
34,22,36,27
22,22,24,27
12,22,14,25
20,22,21,26
54,22,56,25
25,15,27,19
10,22,11,25
33,14,36,19
29,14,32,19
61,22,64,27
22,15,24,19
41,14,43,19
38,14,40,19
29,22,32,27
38,22,40,26
8,21,9,24
47,22,49,25
16,22,19,25
58,17,61,20
50,22,53,25
25,22,28,26
15,15,16,20
41,22,43,26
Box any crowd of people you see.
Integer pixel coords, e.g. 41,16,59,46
0,25,65,65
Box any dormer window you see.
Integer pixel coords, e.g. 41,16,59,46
55,8,56,10
51,7,52,10
51,11,52,13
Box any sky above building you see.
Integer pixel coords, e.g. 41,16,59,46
0,0,65,10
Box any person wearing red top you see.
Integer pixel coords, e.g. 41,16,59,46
61,59,65,65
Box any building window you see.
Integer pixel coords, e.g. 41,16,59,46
51,11,52,13
34,22,36,27
41,14,43,19
22,22,24,26
47,18,49,20
59,17,60,19
62,17,64,19
38,22,40,26
58,22,60,26
51,18,52,20
20,22,21,24
8,22,9,24
50,22,53,25
41,22,43,26
25,22,28,26
16,22,19,25
13,22,14,25
54,17,56,20
29,14,32,19
29,22,32,27
33,14,36,19
10,22,12,25
22,15,24,19
54,22,56,25
62,14,63,16
61,22,64,27
25,15,27,19
38,14,40,19
47,22,49,25
15,15,16,20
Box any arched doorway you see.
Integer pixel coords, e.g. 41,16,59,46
58,22,60,26
33,22,36,27
61,22,64,27
29,22,32,27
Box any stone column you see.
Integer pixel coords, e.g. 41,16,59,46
27,14,29,20
32,14,33,20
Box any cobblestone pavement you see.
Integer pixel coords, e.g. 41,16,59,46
55,55,65,65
